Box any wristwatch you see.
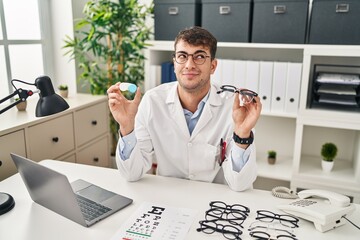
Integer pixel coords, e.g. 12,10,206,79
233,131,254,145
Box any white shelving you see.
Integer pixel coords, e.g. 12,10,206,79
144,41,360,203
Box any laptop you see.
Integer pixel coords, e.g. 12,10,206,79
11,153,133,227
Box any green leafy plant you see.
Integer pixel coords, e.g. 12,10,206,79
58,84,68,90
321,142,338,162
267,150,277,158
63,0,153,155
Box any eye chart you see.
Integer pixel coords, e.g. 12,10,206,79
110,202,197,240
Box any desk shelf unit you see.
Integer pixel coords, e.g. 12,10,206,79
144,41,360,203
0,94,111,181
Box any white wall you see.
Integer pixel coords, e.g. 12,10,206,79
49,0,77,96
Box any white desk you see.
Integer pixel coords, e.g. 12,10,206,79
0,160,359,240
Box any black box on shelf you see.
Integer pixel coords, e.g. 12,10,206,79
251,0,309,44
310,65,360,112
201,0,252,43
154,0,201,41
308,0,360,45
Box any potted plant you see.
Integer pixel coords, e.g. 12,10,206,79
267,150,277,165
15,98,27,111
321,142,338,172
63,0,153,155
58,84,69,98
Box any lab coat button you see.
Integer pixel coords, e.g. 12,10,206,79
189,174,195,179
188,143,192,147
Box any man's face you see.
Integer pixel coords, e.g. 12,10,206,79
173,40,217,94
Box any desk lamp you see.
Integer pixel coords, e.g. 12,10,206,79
0,75,69,215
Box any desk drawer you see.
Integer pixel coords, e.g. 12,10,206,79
28,114,75,161
76,136,109,167
74,102,108,146
0,130,26,180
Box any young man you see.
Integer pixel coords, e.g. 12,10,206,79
107,26,262,191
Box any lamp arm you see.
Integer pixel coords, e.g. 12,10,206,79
0,89,35,115
0,90,18,104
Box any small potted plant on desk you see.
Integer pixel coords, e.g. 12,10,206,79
58,84,68,98
15,98,27,111
321,142,338,173
267,150,277,165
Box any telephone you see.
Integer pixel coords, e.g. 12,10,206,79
277,189,356,232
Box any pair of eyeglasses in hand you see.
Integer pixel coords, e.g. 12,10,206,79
217,85,258,105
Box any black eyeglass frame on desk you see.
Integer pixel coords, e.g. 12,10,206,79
197,219,243,240
256,210,300,228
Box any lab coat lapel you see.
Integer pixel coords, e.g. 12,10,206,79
166,84,190,138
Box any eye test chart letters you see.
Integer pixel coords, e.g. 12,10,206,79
110,202,197,240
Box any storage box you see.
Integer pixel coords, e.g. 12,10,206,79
308,0,360,44
251,0,309,44
154,0,201,41
201,0,252,42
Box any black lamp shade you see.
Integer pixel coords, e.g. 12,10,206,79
34,76,69,117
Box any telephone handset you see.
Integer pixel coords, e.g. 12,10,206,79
277,189,356,232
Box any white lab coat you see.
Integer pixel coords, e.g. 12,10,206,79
116,82,257,191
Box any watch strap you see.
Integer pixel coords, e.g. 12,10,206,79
233,131,254,145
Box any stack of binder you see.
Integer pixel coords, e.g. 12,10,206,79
312,72,360,111
161,62,176,84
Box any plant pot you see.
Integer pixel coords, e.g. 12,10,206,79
59,90,68,98
321,160,334,173
16,101,27,111
268,157,276,165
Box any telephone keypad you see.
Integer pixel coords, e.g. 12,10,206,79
290,199,317,207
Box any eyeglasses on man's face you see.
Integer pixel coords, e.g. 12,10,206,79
197,219,242,240
256,210,300,228
217,85,258,105
173,51,211,65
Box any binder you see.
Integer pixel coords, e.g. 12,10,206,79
212,58,223,85
285,62,302,114
271,62,287,112
245,61,260,92
148,65,162,90
258,61,274,112
233,60,247,89
161,62,176,84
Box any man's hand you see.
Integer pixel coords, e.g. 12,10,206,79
232,92,262,145
107,82,142,136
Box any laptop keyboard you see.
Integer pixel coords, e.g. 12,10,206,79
76,194,112,222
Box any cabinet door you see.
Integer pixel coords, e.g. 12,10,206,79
74,102,108,147
28,114,75,161
76,136,109,167
0,130,26,180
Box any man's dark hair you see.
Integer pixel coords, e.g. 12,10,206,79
174,26,217,60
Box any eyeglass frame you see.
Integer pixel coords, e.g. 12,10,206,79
248,221,297,239
209,201,250,217
256,210,300,228
173,51,211,65
197,219,243,240
205,208,247,227
217,85,258,103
